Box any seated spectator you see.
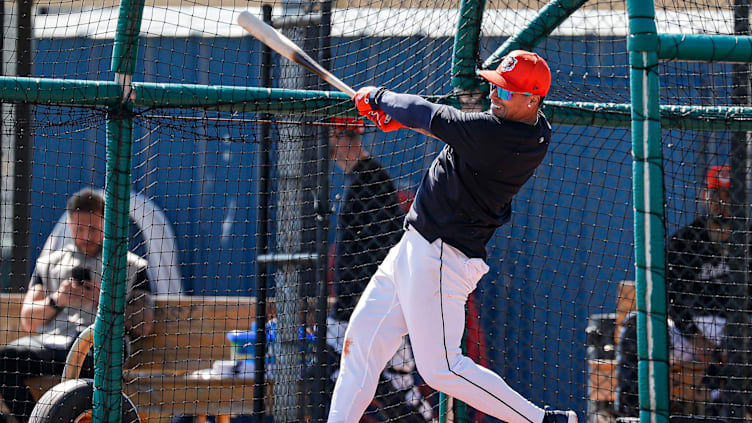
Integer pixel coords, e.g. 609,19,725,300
617,165,751,418
615,312,720,416
667,165,734,365
0,188,154,423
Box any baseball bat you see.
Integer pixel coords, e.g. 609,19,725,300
237,11,356,98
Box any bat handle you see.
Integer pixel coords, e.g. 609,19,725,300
323,75,355,98
339,84,356,98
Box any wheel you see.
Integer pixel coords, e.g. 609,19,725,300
28,379,139,423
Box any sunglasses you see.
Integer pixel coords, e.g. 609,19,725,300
490,83,532,100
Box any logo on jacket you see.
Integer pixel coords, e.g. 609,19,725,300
699,261,729,281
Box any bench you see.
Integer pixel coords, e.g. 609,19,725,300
0,293,262,423
587,281,710,423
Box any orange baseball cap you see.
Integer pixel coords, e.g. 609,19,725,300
479,50,551,97
330,117,365,134
707,165,731,189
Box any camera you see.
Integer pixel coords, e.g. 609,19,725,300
71,267,91,284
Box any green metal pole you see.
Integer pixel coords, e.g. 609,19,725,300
110,0,145,76
94,0,144,419
94,103,135,423
482,0,589,70
451,0,486,92
7,75,752,129
626,0,670,422
658,33,752,62
444,2,488,421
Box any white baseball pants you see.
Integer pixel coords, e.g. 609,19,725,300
327,226,545,423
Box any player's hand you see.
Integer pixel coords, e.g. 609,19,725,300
354,86,378,114
354,86,405,132
53,277,100,310
364,110,406,132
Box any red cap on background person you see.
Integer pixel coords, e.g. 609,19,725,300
479,50,551,97
707,165,731,190
330,117,365,135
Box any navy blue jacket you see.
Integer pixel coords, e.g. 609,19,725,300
374,90,551,259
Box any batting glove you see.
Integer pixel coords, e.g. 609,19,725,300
364,110,406,132
354,86,378,114
354,86,405,132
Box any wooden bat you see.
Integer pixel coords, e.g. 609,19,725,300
237,11,356,98
237,11,437,139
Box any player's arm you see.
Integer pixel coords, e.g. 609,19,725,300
354,86,440,138
370,89,438,132
20,281,53,333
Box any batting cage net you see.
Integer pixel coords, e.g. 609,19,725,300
1,0,751,423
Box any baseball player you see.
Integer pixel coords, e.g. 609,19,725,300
327,50,577,423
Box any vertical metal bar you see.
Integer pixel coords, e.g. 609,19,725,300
10,0,32,292
626,0,670,422
253,4,273,419
725,0,751,419
482,0,589,70
275,1,312,419
312,2,332,421
451,0,486,92
95,103,134,423
95,0,144,420
444,1,486,421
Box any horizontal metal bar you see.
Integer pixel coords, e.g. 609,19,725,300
257,253,319,265
133,82,352,114
0,77,120,105
1,76,751,130
272,14,321,29
0,76,354,115
545,100,752,130
483,0,588,70
658,33,752,63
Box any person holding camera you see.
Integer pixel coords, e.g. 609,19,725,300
0,189,154,423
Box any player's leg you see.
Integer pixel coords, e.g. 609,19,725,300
328,248,409,423
395,228,574,423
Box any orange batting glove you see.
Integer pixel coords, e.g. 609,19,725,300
353,86,406,133
363,110,406,132
353,86,377,114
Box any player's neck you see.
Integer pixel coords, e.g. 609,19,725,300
509,109,539,126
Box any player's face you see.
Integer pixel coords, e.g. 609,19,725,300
68,211,105,257
488,83,534,119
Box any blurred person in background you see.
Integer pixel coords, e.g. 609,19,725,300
0,188,153,423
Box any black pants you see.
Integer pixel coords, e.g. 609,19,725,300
0,336,93,423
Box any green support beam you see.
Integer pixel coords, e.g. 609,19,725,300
0,77,121,105
446,1,487,419
111,0,146,74
627,0,670,422
0,77,353,115
134,82,352,113
5,76,752,130
95,0,146,419
658,33,752,62
482,0,589,70
95,103,135,423
451,0,487,91
544,101,752,130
